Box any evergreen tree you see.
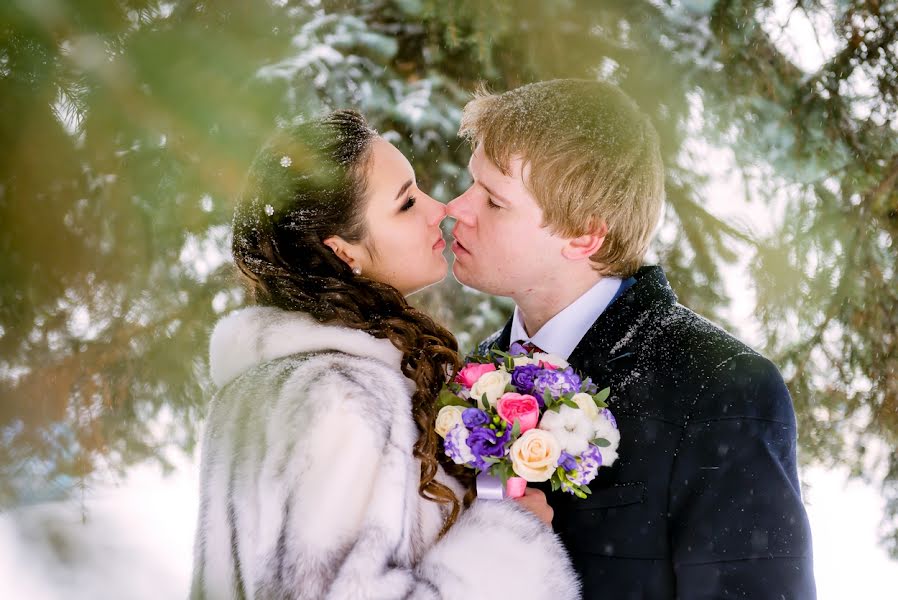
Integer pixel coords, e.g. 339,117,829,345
1,0,896,554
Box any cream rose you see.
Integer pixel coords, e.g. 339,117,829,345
435,405,466,438
512,355,536,367
532,352,569,369
571,392,599,421
510,429,562,482
469,368,512,409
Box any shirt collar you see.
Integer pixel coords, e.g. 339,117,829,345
509,277,623,360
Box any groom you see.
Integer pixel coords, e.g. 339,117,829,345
447,79,816,599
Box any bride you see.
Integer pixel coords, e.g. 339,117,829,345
190,110,580,599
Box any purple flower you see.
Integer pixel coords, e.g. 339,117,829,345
509,341,529,356
465,425,511,470
510,364,541,397
462,408,490,428
558,451,577,472
532,366,581,398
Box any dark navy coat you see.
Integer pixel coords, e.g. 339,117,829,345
479,266,816,599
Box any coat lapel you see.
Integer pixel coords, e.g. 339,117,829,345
567,266,677,378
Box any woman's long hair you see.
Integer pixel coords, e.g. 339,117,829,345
232,110,474,535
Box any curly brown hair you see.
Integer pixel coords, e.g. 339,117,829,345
231,109,474,535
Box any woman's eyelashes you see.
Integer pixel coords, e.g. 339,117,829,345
400,195,416,212
487,196,501,209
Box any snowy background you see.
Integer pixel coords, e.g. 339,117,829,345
1,458,897,599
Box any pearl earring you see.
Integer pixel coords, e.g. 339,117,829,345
352,266,362,276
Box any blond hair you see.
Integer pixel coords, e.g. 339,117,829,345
459,79,665,277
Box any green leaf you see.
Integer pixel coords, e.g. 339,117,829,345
561,397,579,409
592,437,611,447
498,465,510,487
593,387,610,407
438,389,471,408
511,419,521,438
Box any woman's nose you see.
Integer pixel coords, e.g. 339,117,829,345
429,196,447,226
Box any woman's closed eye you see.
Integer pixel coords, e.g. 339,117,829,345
487,196,501,209
400,195,416,212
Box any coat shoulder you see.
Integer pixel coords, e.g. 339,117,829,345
210,349,413,436
645,304,792,423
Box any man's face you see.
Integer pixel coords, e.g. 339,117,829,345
447,145,567,297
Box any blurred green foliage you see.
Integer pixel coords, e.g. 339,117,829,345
1,0,896,554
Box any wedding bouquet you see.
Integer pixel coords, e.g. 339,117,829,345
436,343,620,499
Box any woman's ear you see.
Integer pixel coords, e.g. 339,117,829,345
323,235,360,270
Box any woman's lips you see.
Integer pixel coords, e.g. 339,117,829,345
433,237,447,251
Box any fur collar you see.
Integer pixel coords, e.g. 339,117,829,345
209,306,405,388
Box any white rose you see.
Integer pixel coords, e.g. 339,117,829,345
469,368,512,409
512,356,537,367
571,392,599,421
532,352,569,369
510,429,562,482
435,405,466,438
539,404,594,455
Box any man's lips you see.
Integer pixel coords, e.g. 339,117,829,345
451,238,470,255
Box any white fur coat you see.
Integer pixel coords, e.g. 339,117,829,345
190,306,580,599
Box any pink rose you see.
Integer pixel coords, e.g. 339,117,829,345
496,393,540,433
455,362,497,388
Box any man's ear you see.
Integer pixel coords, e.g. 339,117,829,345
323,235,360,270
561,221,608,261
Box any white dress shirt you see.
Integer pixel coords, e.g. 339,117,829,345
509,277,623,360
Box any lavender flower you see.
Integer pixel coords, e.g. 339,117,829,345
581,377,599,394
444,425,475,466
532,366,581,398
510,363,541,397
602,408,618,429
561,444,603,494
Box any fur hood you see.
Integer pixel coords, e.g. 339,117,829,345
209,306,406,388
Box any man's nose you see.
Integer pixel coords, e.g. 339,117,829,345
447,189,474,225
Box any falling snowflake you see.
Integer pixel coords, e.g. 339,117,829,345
280,155,292,167
264,204,274,216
